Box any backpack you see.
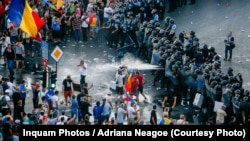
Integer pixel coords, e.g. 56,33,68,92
0,95,7,107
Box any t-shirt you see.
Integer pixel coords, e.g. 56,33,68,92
150,110,157,124
19,84,27,99
77,93,85,106
15,44,24,55
130,77,138,93
136,74,144,87
116,107,126,123
1,95,10,109
127,106,136,119
62,79,73,91
51,95,58,108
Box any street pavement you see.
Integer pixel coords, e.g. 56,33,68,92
1,0,250,124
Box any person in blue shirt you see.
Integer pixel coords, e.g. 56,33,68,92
19,80,27,107
69,95,78,119
224,31,235,61
93,101,102,124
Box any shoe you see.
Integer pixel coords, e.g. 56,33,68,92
223,58,227,61
228,59,231,61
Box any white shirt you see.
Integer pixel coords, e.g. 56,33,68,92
7,82,15,96
86,3,93,13
51,95,59,108
58,115,68,122
216,108,227,124
127,106,136,119
79,63,87,76
1,36,10,54
81,16,89,28
116,73,125,87
116,107,126,124
104,7,113,18
47,117,57,125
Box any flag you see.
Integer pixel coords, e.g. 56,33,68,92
56,0,63,9
8,0,45,37
125,73,132,93
51,0,57,4
45,2,58,11
123,92,135,105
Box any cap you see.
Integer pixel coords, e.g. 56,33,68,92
5,89,10,93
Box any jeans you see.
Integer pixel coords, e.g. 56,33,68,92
225,45,232,60
80,75,86,90
74,29,81,43
32,41,41,56
82,27,88,41
7,59,15,76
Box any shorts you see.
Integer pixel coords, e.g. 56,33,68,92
16,54,24,61
64,90,73,98
90,27,99,33
116,86,123,95
138,86,143,94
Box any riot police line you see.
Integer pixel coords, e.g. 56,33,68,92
149,29,250,125
103,0,250,124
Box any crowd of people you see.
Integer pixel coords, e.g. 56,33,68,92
0,0,249,140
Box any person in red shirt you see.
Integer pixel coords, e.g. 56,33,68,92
135,71,148,102
130,73,139,102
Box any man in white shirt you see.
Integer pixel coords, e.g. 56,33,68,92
104,90,113,110
77,60,87,90
51,91,59,117
6,77,17,97
116,103,127,125
115,70,126,101
103,3,113,25
1,89,11,115
1,32,10,66
216,105,227,125
127,103,139,125
57,111,69,123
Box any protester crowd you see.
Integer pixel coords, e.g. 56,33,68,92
0,0,249,140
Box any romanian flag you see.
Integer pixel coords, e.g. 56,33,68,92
56,0,63,9
125,73,132,93
8,0,45,37
123,92,135,105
